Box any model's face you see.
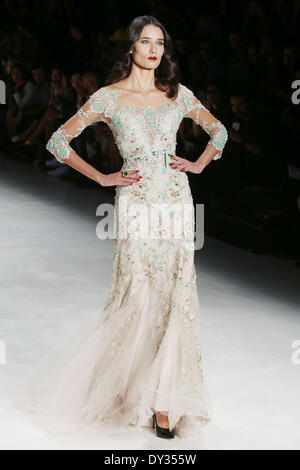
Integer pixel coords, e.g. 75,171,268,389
130,24,164,70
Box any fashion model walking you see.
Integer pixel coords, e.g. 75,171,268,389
25,16,228,440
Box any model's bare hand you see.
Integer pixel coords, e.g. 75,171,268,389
169,155,204,174
99,170,142,187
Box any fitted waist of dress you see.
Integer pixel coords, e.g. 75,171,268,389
124,149,175,168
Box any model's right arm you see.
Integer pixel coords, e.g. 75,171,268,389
46,88,108,185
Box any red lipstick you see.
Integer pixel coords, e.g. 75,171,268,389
148,56,157,60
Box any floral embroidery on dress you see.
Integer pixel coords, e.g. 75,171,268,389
46,83,228,164
41,83,228,438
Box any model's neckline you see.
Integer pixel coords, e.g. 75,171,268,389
107,85,180,112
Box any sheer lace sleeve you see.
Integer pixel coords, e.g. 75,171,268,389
179,84,228,160
46,87,111,163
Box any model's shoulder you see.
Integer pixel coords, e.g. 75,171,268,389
93,85,123,97
177,83,194,97
92,85,110,95
87,86,120,104
99,84,116,92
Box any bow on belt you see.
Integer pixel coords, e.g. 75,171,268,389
125,149,173,169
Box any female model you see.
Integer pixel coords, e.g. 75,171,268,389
24,16,228,440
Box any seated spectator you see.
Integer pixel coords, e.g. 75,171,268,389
215,86,277,211
1,55,17,83
49,66,77,122
273,44,300,105
0,55,17,149
12,64,50,142
5,63,36,138
178,80,230,208
18,66,76,148
194,80,229,127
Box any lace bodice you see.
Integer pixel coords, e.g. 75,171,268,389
46,83,228,164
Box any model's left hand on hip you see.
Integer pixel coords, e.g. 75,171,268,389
169,155,204,174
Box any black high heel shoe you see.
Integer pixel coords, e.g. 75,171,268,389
152,412,175,439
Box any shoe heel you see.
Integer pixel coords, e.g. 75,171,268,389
152,412,175,439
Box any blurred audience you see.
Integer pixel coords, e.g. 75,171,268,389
0,0,299,256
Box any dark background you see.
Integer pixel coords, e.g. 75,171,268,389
1,0,300,260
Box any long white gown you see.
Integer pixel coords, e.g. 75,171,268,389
14,83,228,439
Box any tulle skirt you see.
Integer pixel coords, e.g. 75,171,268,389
12,156,212,439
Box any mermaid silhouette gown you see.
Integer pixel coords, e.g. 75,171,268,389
22,83,228,438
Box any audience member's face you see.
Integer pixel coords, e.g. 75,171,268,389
230,96,248,119
11,67,24,84
130,24,165,72
51,68,61,82
206,85,220,106
32,68,46,85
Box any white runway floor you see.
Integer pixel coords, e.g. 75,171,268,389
1,152,300,450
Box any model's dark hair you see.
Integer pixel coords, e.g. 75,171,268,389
105,15,180,100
